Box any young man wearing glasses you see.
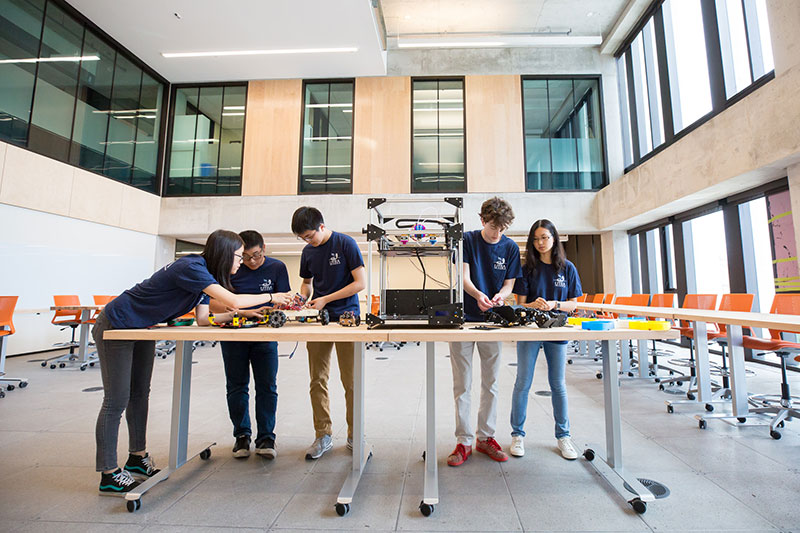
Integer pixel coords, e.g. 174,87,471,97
291,207,366,460
205,230,293,459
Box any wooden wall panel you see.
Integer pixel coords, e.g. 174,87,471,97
352,77,411,194
465,75,525,193
241,79,303,196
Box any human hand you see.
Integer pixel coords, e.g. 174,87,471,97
532,297,552,310
270,292,292,307
477,293,494,312
308,296,327,311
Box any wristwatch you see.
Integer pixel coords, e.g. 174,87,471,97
554,301,561,310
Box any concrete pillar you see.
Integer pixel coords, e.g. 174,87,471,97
600,230,632,296
766,0,800,76
155,236,177,270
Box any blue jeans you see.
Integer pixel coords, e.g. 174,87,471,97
220,341,278,442
510,341,570,439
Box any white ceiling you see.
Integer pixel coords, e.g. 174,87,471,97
65,0,388,83
65,0,636,84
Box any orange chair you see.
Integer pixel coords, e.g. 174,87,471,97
43,295,84,369
0,296,27,396
739,294,800,439
596,293,616,319
576,294,588,303
88,295,116,323
628,294,651,307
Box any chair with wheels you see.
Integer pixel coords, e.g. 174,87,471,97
660,294,718,393
43,295,83,369
0,296,28,397
79,295,116,370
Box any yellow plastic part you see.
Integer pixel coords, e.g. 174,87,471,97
628,320,672,331
567,317,595,325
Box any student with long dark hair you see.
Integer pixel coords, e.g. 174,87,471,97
92,230,280,496
509,219,582,460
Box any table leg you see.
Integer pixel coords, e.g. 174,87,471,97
422,341,438,512
78,309,91,363
693,321,712,402
337,342,372,513
726,325,749,418
637,340,649,378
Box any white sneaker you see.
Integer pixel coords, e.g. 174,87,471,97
557,437,579,460
509,436,525,457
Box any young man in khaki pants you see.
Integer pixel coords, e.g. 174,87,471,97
292,207,366,459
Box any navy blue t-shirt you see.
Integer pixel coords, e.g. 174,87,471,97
299,231,364,320
513,259,582,304
105,254,218,329
199,256,291,308
462,230,522,322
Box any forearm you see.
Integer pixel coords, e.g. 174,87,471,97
300,281,313,300
495,279,515,301
553,298,578,313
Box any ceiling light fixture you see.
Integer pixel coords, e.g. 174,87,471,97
162,47,358,59
392,31,601,49
0,55,100,64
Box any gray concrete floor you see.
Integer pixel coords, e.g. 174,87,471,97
1,339,799,532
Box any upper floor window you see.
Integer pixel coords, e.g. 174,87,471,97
522,77,605,191
299,80,354,194
412,78,465,193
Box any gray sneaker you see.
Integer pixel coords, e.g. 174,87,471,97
305,434,333,460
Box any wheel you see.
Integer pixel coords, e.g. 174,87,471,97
658,384,665,391
335,502,350,516
320,309,330,326
200,448,211,460
41,361,47,367
630,498,647,514
686,392,696,401
50,364,56,369
770,429,782,440
6,384,14,391
654,378,661,383
737,417,747,423
19,381,27,388
676,381,683,387
705,404,714,412
80,365,87,371
419,502,435,517
59,363,65,368
421,451,426,461
666,405,674,414
583,448,595,461
778,421,785,428
0,390,5,398
355,315,361,326
126,499,141,512
628,372,634,377
596,372,603,379
567,359,573,365
90,362,95,367
698,419,707,430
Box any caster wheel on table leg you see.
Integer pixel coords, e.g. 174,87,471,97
200,448,212,460
737,417,747,423
80,365,87,371
41,361,47,367
583,448,595,461
335,503,350,516
126,499,141,512
666,405,674,414
698,419,707,430
6,384,14,391
419,502,435,517
630,498,647,514
705,403,714,412
770,430,782,440
19,381,27,388
596,372,603,379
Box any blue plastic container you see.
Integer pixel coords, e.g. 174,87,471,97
582,319,615,331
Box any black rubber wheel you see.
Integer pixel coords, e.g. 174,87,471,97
59,363,66,368
666,405,674,414
705,404,714,412
778,421,784,428
686,392,696,400
41,361,47,367
80,365,87,371
335,502,350,516
737,417,747,423
698,419,707,430
770,430,782,440
355,315,361,326
596,372,603,379
658,384,665,391
654,378,661,383
676,381,683,387
567,359,573,364
0,390,5,398
127,499,141,512
419,502,434,517
6,384,14,391
200,448,211,460
630,498,647,514
19,381,27,388
421,451,426,461
90,362,95,367
320,309,330,326
628,372,634,377
583,448,595,461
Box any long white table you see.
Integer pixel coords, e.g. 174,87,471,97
106,322,678,516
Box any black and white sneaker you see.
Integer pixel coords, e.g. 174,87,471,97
255,437,277,459
124,453,160,480
233,435,251,458
99,468,140,496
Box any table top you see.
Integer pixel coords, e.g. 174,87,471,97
576,303,800,333
104,323,679,342
50,305,104,311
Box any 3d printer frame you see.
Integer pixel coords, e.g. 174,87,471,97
364,197,464,328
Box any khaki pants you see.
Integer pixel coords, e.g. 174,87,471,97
307,341,354,439
449,341,502,446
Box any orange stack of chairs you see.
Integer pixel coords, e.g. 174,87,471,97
0,296,28,397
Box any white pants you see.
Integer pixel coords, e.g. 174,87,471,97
448,341,502,446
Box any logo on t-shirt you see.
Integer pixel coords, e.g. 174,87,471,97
329,252,341,266
555,274,567,288
260,278,274,292
493,257,507,270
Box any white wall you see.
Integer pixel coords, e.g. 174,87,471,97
0,204,158,355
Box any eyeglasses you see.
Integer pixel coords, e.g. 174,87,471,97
233,253,244,263
242,250,264,262
297,229,318,243
532,235,553,244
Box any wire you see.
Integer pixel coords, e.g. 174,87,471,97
279,341,299,359
415,249,428,314
407,258,449,288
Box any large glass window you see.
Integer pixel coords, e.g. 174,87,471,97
0,0,165,194
412,78,465,193
717,0,775,98
166,84,246,196
617,55,634,169
690,210,730,294
0,0,45,145
522,77,605,191
299,80,354,194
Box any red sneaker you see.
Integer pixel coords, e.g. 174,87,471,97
476,437,509,462
447,443,472,466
